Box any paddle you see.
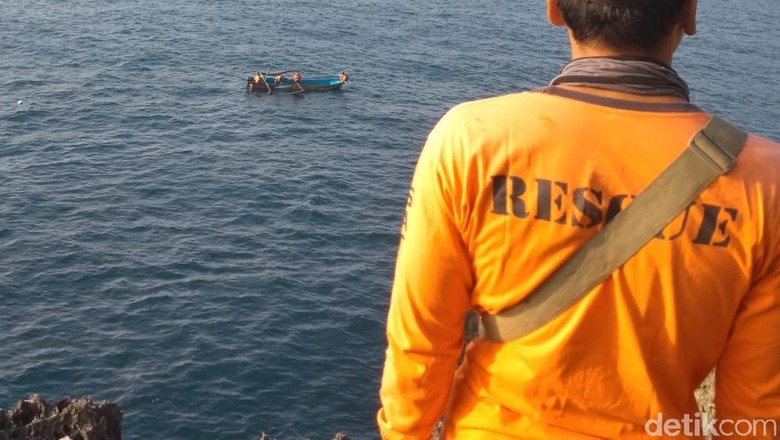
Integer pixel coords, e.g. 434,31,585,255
290,73,305,95
291,82,305,95
261,69,273,95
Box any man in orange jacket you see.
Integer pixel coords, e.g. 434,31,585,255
378,0,780,438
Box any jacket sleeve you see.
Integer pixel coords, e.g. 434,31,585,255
715,252,780,436
377,112,475,439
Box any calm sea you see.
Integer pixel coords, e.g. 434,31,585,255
1,0,777,438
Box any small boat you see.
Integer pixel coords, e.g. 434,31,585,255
247,70,348,94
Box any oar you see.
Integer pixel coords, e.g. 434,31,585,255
290,79,305,95
261,69,274,95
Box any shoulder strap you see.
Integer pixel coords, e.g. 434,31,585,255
480,116,748,342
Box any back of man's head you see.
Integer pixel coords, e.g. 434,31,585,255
557,0,688,52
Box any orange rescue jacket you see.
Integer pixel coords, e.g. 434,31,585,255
378,88,780,439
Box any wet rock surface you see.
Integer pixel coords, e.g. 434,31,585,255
0,395,121,440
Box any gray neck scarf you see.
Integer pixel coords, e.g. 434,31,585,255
550,56,690,102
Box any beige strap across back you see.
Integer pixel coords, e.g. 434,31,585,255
480,116,748,343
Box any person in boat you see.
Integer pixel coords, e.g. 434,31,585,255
274,74,284,85
253,71,262,83
339,71,349,83
377,0,780,439
293,72,302,83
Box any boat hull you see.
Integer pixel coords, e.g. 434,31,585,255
246,75,346,93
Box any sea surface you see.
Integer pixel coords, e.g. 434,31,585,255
1,1,777,438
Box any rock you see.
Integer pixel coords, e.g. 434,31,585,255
0,394,121,440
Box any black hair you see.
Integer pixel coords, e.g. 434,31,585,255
557,0,688,52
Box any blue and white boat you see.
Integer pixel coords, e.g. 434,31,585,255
246,70,348,94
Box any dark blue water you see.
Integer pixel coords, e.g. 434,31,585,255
1,1,777,438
